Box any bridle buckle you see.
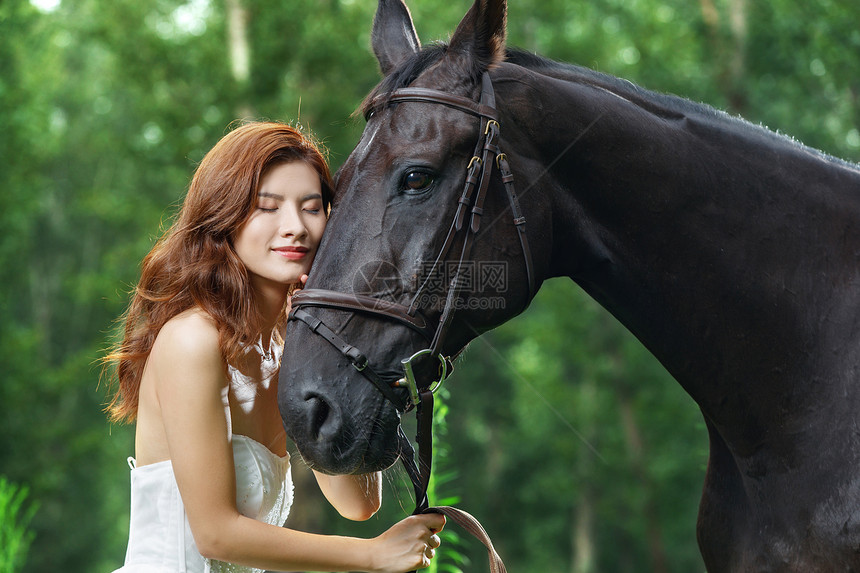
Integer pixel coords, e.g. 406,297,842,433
394,348,452,407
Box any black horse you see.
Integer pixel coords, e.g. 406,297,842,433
279,0,860,569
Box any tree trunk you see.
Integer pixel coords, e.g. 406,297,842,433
225,0,254,119
617,392,669,573
571,379,596,573
699,0,749,113
571,491,594,573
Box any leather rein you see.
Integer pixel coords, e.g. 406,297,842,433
289,72,535,573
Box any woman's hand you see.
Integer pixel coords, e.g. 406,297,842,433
368,513,445,573
286,274,309,315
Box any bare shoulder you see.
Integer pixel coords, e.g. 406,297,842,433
150,308,223,375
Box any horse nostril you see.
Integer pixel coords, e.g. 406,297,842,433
305,393,340,442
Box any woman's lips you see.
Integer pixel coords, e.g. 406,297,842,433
273,246,309,260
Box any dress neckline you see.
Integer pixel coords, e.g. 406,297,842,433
232,433,290,462
129,434,288,471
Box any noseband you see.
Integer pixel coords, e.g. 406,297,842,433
289,72,534,573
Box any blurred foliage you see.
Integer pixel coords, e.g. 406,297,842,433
0,477,37,573
425,389,467,573
0,0,857,571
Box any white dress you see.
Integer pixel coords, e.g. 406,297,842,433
114,340,292,573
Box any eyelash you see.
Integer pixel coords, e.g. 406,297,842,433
256,207,321,214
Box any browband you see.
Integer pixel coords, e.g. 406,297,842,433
365,87,499,121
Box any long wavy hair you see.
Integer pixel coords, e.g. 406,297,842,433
104,121,334,424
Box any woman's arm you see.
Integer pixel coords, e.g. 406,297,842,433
147,311,444,572
314,470,382,521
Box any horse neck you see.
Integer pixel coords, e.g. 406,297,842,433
502,63,860,440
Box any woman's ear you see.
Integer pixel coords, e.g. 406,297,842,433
371,0,421,76
448,0,507,72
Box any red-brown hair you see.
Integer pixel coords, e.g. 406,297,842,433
104,121,333,423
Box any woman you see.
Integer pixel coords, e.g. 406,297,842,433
104,122,444,572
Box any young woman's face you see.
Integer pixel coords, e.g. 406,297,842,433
233,161,327,293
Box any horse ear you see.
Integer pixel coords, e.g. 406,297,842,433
372,0,421,76
448,0,507,71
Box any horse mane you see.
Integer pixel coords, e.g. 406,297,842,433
359,43,698,120
505,48,860,170
505,48,699,116
359,44,859,170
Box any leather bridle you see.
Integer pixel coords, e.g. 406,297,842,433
289,72,535,573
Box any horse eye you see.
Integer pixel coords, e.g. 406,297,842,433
403,171,434,193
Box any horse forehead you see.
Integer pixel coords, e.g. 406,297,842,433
349,119,384,166
360,103,476,157
391,111,439,141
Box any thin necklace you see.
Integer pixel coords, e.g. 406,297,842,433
256,335,274,362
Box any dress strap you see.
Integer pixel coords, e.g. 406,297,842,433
127,456,136,470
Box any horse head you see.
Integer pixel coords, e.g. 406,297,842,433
278,0,549,474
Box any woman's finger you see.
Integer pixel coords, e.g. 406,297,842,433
421,512,446,533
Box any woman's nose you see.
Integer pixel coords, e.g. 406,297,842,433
279,209,307,238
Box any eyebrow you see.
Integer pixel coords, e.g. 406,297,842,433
258,192,284,200
257,192,323,202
